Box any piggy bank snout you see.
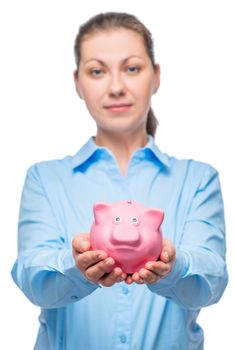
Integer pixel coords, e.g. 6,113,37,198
110,226,141,246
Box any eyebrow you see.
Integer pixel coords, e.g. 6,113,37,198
84,55,145,65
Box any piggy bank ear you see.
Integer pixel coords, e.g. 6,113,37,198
93,202,111,224
143,209,164,229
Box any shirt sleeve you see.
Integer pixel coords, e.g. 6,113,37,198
148,164,228,309
11,164,99,309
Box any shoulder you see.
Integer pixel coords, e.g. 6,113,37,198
178,157,217,173
150,137,218,178
167,154,219,188
26,137,96,178
26,154,73,182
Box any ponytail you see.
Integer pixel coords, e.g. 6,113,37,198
146,107,158,137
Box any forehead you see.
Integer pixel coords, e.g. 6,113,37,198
80,28,148,61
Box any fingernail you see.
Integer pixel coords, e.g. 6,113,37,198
98,253,106,260
80,241,90,250
114,268,122,276
105,257,114,265
164,251,169,261
146,264,153,270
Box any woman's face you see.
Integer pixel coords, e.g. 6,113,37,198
74,28,160,135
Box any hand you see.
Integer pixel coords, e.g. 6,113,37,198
125,238,176,285
72,233,127,287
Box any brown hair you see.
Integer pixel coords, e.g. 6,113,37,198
74,12,159,137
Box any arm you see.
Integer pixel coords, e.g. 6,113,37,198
133,165,228,309
11,165,100,308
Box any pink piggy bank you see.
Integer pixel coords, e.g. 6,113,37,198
90,200,164,273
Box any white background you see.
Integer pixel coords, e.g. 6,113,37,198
0,1,233,349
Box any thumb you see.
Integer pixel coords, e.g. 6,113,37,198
160,238,175,263
72,233,91,253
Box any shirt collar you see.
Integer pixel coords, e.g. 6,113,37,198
145,134,170,167
71,134,169,169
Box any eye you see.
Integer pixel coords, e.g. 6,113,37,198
90,68,104,77
131,217,139,225
114,216,122,224
127,66,140,74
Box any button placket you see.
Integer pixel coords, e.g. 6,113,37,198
114,284,132,349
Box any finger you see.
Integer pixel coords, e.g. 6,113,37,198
131,272,144,284
76,250,108,270
72,233,91,253
125,275,135,285
85,257,115,282
134,279,144,284
160,238,176,263
126,273,144,285
145,261,171,277
138,268,161,284
100,267,126,287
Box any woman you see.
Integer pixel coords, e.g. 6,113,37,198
12,12,228,350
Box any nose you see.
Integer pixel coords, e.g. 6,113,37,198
108,72,126,97
110,226,141,246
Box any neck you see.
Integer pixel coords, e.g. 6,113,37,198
94,128,148,176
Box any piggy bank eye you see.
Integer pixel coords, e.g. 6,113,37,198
114,216,122,224
131,217,139,225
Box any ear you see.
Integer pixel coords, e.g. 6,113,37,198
142,208,164,229
73,70,84,99
93,202,111,224
153,64,160,94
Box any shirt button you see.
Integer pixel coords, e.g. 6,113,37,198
120,334,127,343
122,286,129,295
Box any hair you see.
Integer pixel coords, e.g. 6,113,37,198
74,12,159,137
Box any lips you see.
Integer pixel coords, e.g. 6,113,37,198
104,103,133,113
105,103,132,108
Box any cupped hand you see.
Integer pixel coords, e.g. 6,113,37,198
72,233,127,287
125,238,176,285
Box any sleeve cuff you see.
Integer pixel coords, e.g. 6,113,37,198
61,249,101,296
147,249,189,294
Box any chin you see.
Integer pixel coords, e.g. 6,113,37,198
106,121,146,134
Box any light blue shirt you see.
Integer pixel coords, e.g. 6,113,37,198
11,135,228,350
